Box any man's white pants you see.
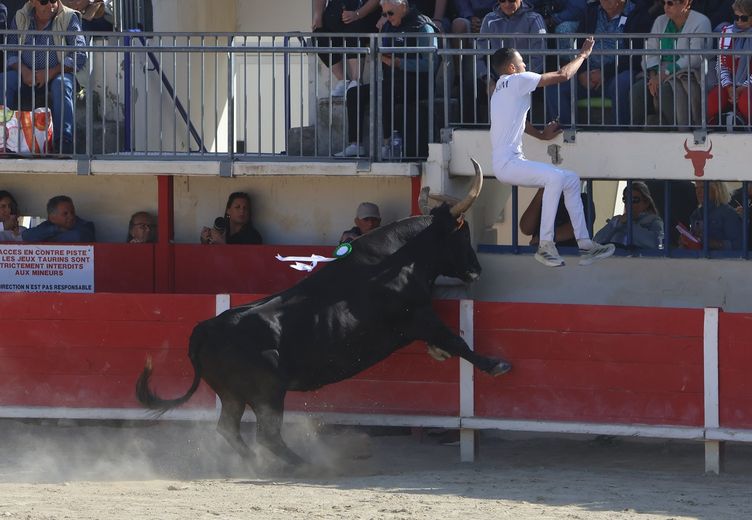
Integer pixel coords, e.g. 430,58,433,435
494,157,590,244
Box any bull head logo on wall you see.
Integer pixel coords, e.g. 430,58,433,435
684,139,713,177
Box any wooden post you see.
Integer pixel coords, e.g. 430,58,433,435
155,175,175,293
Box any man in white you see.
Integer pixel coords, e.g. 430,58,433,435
489,37,615,267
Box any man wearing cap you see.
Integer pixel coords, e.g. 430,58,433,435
339,202,382,243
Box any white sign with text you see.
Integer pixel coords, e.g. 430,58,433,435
0,245,94,293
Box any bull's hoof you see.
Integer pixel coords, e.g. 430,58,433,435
489,361,512,376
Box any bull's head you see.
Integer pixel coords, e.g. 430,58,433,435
418,158,483,282
684,139,713,178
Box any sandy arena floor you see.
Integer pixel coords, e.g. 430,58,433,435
0,418,750,519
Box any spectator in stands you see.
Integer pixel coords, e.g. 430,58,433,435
594,181,664,249
412,0,451,31
466,0,547,124
730,182,752,245
451,0,496,35
61,0,112,31
0,0,87,155
519,187,595,247
631,0,711,129
126,211,157,243
312,0,381,97
682,181,742,250
530,0,587,39
337,0,438,158
340,202,382,242
0,190,26,242
550,0,656,126
22,195,95,242
695,0,734,30
200,192,262,245
644,179,697,246
707,0,752,126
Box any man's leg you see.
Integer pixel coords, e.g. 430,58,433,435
0,70,20,108
49,72,76,153
495,157,579,243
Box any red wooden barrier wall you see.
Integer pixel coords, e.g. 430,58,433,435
0,293,216,410
473,302,705,426
718,312,752,429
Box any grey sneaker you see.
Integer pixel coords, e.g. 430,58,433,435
578,242,615,266
534,242,565,267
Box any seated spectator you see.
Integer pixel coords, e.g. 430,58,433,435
631,0,711,129
126,211,157,243
531,0,587,39
451,0,496,35
200,192,262,245
467,0,547,124
643,180,697,247
337,0,438,158
594,181,664,249
730,181,752,245
312,0,381,97
340,202,382,242
681,181,741,250
60,0,112,31
412,0,451,31
694,0,734,30
0,190,26,242
549,0,656,126
707,0,752,126
519,187,595,247
22,195,96,242
0,0,87,154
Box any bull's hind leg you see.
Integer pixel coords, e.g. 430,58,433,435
216,394,254,460
251,391,305,467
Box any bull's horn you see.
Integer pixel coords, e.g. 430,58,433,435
684,139,690,153
418,186,431,215
707,140,713,155
449,157,483,218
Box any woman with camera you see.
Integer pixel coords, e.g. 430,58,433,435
200,192,263,245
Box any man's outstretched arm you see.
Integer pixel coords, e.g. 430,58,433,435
537,36,595,88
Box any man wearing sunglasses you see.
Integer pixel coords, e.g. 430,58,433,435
0,0,87,155
489,38,616,267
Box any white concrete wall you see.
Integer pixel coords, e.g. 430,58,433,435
472,253,752,313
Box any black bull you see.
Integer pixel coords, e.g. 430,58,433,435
135,159,511,465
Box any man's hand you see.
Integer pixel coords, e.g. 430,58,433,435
470,16,482,33
33,70,49,88
20,67,35,87
588,69,602,90
736,86,748,104
579,36,595,59
577,70,589,89
647,73,659,97
539,119,562,140
341,9,359,24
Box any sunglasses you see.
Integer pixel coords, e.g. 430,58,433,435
663,0,679,5
498,0,516,3
735,14,751,22
38,0,59,5
132,223,153,229
623,196,643,204
382,10,395,17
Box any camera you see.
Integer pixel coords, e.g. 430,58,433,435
213,216,227,232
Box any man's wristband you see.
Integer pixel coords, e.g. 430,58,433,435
578,54,588,60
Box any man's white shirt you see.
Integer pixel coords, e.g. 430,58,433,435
489,71,541,169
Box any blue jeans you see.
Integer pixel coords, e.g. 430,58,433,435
547,70,634,126
0,69,76,148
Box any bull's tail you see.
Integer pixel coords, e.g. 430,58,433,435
135,326,205,414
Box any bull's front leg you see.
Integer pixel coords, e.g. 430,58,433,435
408,308,511,376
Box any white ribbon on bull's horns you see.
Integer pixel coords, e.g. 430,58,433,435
418,158,483,217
